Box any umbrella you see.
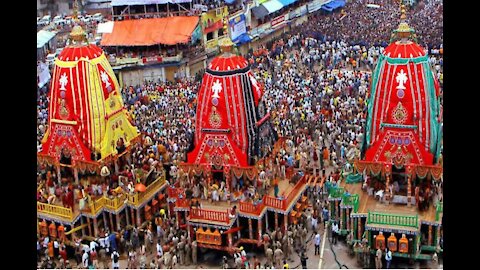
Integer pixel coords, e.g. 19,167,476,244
135,183,146,192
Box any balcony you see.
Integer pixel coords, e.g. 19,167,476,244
104,193,127,211
108,56,141,67
263,175,307,211
37,202,74,221
127,175,167,207
189,208,231,225
239,200,265,216
367,211,419,229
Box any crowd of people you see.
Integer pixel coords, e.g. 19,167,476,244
302,0,443,49
36,0,443,268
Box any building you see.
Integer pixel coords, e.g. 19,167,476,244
37,0,77,17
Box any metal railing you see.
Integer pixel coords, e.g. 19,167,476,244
239,200,265,215
104,193,127,211
263,175,307,211
37,202,74,220
367,211,419,228
190,208,230,224
127,175,166,206
90,196,105,215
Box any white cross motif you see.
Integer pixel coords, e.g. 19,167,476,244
100,71,111,89
396,69,408,90
212,79,222,99
59,73,68,90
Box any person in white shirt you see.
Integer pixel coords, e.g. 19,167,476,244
385,248,392,269
90,240,99,254
111,249,120,269
82,250,89,268
43,236,50,249
53,239,59,258
331,222,339,245
98,237,106,249
156,240,163,258
314,232,321,255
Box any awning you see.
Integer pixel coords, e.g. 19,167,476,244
323,0,346,10
252,5,269,19
235,33,252,45
101,16,199,46
277,0,297,6
111,0,191,6
262,0,285,14
321,5,334,12
37,30,57,49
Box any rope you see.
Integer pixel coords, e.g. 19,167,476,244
328,230,349,269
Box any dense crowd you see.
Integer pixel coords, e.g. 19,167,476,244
36,1,444,268
302,0,443,49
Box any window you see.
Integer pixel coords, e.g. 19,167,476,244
207,32,214,41
218,28,225,37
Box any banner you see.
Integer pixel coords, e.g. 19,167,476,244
308,0,325,13
201,6,228,34
271,14,286,29
142,56,162,65
250,22,271,38
289,5,308,19
191,23,202,44
229,14,247,42
37,62,51,88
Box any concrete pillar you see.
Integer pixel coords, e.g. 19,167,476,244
348,209,353,232
248,218,253,239
102,211,107,232
130,208,136,228
116,214,121,232
176,211,180,229
187,224,192,244
358,218,362,241
435,226,441,249
237,219,241,239
384,174,390,202
428,225,433,246
335,200,339,220
56,165,62,185
274,212,278,229
93,217,99,237
228,232,233,248
80,216,86,236
407,176,412,206
109,212,115,232
136,208,142,227
87,217,92,236
265,212,269,231
258,217,263,242
283,213,288,232
125,208,130,226
340,207,344,231
73,167,79,184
